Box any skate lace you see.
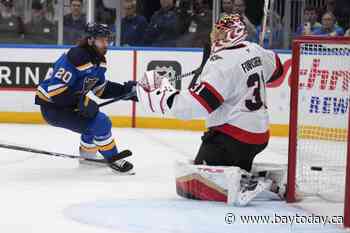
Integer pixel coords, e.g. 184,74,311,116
114,159,127,167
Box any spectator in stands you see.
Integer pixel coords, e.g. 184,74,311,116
189,0,212,48
312,12,344,36
175,0,192,36
333,0,350,31
24,1,57,44
345,29,350,36
121,0,147,46
136,0,160,22
63,0,86,45
232,0,256,41
254,11,282,49
0,0,24,43
319,0,337,18
296,6,321,36
345,19,350,36
221,0,233,16
144,0,180,47
177,0,212,48
95,0,115,26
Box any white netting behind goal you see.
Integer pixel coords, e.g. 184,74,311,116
295,42,350,202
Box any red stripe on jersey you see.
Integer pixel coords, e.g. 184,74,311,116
190,91,213,113
213,124,269,144
203,82,224,103
190,82,224,113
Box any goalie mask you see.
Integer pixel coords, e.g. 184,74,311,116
211,14,248,53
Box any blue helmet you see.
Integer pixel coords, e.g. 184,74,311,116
85,23,112,38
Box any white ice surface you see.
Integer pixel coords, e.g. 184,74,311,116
0,124,347,233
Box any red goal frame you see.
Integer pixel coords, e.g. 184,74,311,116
286,36,350,228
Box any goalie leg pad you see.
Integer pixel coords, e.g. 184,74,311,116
175,160,230,202
175,160,267,206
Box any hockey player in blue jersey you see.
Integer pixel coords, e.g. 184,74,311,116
35,23,137,174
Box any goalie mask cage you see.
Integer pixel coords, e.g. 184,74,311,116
287,36,350,227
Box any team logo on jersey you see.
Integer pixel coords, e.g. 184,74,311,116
147,61,182,90
82,77,98,94
210,54,223,61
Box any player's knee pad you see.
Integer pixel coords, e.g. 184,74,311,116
87,112,112,136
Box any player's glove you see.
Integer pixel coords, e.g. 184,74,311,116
122,81,138,102
78,95,99,119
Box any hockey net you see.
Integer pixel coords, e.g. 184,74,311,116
287,37,350,227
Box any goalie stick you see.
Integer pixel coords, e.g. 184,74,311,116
0,142,132,161
188,42,211,88
167,69,198,82
99,38,212,108
99,43,211,108
98,69,200,107
168,41,211,84
98,91,136,107
259,0,270,46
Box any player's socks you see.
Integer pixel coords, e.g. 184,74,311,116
79,135,105,167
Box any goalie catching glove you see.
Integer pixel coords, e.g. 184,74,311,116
137,70,179,114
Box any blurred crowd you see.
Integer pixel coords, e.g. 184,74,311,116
0,0,349,48
296,0,349,37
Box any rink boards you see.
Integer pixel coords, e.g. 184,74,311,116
0,46,292,136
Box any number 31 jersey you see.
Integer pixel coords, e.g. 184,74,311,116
172,41,283,144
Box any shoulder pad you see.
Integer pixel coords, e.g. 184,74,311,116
67,47,93,71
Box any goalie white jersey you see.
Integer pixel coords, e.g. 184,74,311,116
171,41,283,144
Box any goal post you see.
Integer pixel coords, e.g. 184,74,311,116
287,36,350,227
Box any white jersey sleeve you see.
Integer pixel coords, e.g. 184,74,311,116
171,41,282,145
170,55,232,120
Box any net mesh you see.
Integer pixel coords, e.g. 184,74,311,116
296,42,350,202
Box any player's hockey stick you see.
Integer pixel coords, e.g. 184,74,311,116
168,69,198,82
98,91,136,107
0,142,131,161
98,69,199,107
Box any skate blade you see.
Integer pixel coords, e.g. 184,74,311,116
79,158,106,168
110,168,136,176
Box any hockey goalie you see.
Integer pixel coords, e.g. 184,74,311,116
137,14,286,206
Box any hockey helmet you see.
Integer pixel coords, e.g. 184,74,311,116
85,23,112,38
211,14,248,52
